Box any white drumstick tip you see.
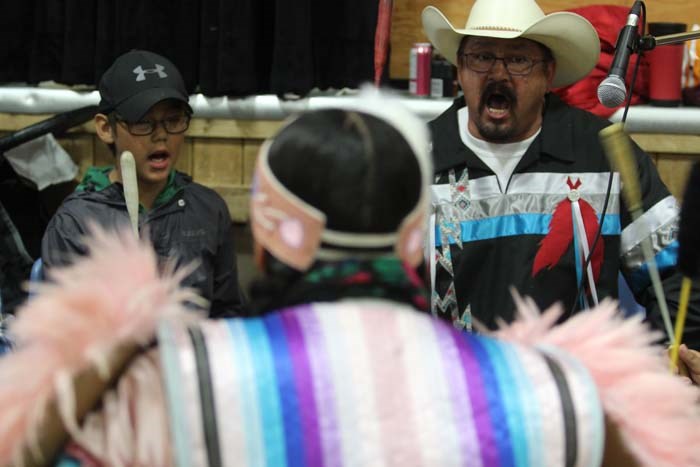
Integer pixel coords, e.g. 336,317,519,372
120,151,139,238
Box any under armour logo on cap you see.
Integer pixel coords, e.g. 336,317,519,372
132,64,168,82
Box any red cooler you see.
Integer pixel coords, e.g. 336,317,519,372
647,22,687,106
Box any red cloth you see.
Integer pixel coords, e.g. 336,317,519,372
553,5,649,118
374,0,394,85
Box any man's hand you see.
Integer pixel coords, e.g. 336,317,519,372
678,344,700,385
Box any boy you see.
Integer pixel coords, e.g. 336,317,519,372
42,50,245,317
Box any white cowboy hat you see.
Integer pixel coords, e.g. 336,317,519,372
422,0,600,87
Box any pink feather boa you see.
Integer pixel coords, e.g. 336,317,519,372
492,291,700,467
0,227,201,465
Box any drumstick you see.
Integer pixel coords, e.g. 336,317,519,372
120,151,139,238
670,278,691,371
599,123,674,344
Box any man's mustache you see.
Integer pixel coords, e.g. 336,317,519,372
479,82,517,110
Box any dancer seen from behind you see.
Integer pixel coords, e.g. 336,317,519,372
0,90,698,467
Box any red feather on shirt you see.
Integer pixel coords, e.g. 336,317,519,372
532,198,605,281
533,200,573,276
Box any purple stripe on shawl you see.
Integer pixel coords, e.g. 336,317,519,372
431,320,484,467
295,304,343,467
451,332,500,467
281,309,324,467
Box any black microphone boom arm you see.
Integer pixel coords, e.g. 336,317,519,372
640,30,700,50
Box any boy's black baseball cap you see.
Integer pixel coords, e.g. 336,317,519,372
97,50,192,122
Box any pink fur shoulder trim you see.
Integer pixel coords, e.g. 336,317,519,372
0,226,200,465
493,293,700,467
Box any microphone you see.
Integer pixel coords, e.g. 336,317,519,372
597,1,644,108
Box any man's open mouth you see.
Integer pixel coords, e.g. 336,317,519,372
481,83,516,119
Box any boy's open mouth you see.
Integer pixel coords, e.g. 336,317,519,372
148,150,171,169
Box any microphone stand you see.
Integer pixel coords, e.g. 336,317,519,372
638,30,700,51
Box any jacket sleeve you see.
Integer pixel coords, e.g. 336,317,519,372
619,140,700,349
41,208,89,271
208,204,247,318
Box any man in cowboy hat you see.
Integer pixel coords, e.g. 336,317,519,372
422,0,700,350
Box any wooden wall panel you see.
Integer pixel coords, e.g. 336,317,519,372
174,139,194,174
191,138,244,185
188,119,283,139
631,134,700,154
390,0,700,79
215,185,252,223
243,140,263,185
56,135,95,181
656,154,695,199
190,138,250,221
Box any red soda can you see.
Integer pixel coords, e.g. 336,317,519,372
410,43,432,96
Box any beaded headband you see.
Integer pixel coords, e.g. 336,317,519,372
250,88,432,271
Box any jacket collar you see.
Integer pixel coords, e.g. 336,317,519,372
431,93,576,174
76,168,190,211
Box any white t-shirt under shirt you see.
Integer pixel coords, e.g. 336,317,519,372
457,106,540,192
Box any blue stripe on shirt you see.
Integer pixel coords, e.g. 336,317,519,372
435,213,621,246
626,240,679,294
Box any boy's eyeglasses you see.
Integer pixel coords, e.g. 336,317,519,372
116,114,191,136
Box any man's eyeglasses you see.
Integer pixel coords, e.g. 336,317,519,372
116,113,191,136
461,53,549,75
